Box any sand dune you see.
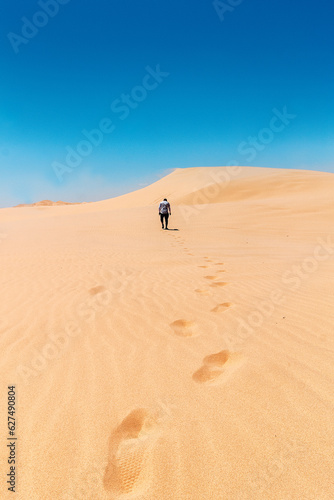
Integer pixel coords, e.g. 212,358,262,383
14,200,83,208
1,166,334,499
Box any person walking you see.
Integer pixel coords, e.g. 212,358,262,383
159,198,171,229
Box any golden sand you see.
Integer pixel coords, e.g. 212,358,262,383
1,166,333,499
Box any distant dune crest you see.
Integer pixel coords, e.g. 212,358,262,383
91,166,334,210
10,166,334,211
15,199,83,207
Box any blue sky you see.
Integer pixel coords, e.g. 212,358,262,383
1,0,333,207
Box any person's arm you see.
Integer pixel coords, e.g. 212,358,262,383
168,203,171,215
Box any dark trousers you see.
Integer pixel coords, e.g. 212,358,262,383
160,213,169,228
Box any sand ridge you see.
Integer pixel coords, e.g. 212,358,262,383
1,166,334,499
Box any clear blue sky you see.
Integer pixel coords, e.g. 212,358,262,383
1,0,333,207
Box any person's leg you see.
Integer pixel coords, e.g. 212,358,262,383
165,214,169,229
160,213,164,228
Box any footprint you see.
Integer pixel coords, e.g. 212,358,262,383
103,409,161,496
209,282,228,287
204,275,218,280
192,365,224,383
195,289,210,295
217,270,226,273
192,350,244,385
89,285,106,295
198,265,209,268
215,263,224,265
170,319,198,337
203,350,232,366
211,302,232,313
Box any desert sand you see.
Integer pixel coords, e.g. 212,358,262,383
0,166,333,499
